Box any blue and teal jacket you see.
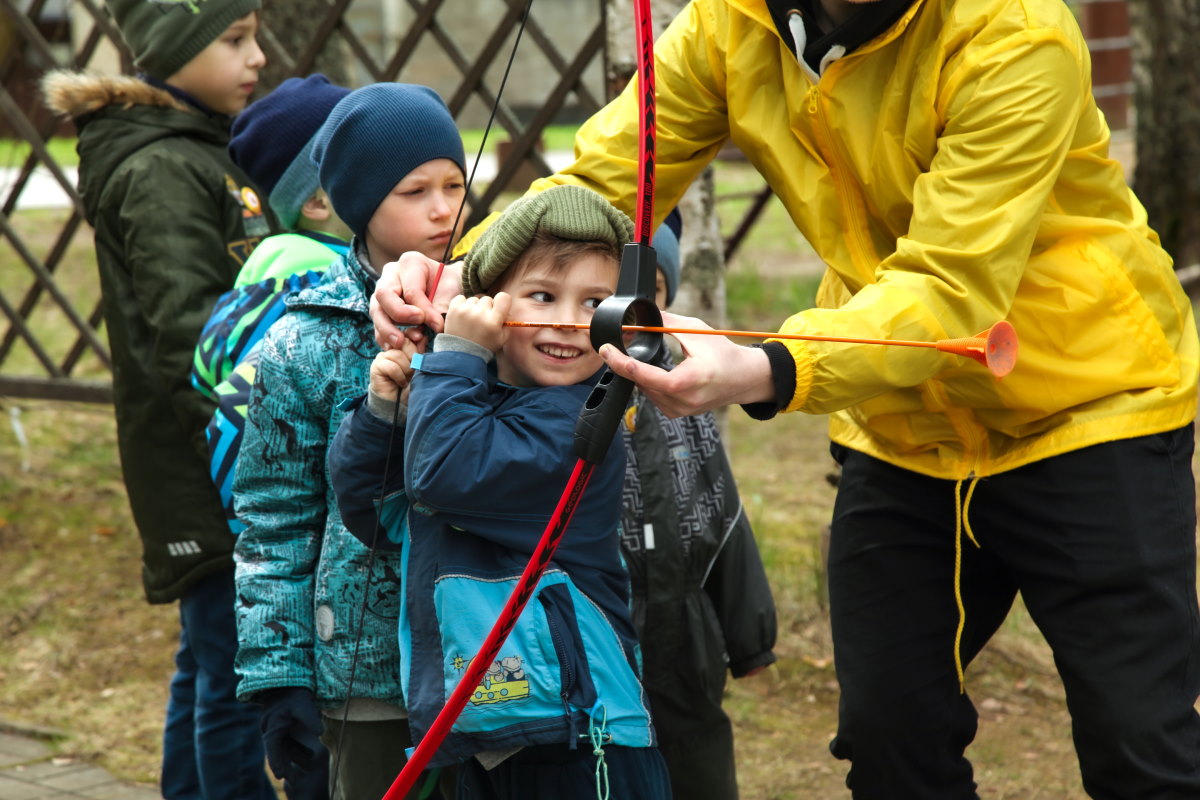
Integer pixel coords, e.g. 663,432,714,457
329,344,656,766
231,247,404,709
192,230,348,533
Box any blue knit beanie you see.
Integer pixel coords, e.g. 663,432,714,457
310,83,466,241
228,74,351,229
654,208,682,307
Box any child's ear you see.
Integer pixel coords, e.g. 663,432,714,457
300,189,333,222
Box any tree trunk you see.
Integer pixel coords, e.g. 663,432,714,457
603,0,725,328
1129,0,1200,273
257,0,351,95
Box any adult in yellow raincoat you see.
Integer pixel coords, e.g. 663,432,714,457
370,0,1200,796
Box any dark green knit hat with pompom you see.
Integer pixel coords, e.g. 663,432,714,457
105,0,261,80
463,185,634,295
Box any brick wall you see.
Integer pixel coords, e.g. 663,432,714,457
1078,0,1133,131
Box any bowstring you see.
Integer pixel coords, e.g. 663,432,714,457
329,0,537,796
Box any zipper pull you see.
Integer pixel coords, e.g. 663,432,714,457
807,85,820,115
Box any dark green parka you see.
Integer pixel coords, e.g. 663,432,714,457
43,72,276,603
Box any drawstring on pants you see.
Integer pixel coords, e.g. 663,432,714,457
588,705,611,800
952,475,982,693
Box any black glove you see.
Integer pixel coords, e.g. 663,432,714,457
257,687,330,800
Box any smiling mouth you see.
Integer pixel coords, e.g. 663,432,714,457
537,344,583,360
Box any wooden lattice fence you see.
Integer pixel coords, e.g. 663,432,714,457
0,0,609,402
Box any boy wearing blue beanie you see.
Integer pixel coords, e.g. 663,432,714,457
43,3,276,798
232,82,466,800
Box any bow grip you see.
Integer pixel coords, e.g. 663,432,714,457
573,369,636,464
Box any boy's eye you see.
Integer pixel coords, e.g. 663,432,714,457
582,298,602,310
530,291,553,303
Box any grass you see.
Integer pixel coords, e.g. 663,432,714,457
460,123,580,157
0,165,1195,799
0,401,177,781
0,137,80,169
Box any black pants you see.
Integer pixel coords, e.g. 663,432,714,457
456,742,672,800
827,426,1200,799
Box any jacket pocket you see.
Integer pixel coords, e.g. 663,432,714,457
431,570,575,735
539,582,598,714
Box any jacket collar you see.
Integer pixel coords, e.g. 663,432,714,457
767,0,918,73
139,73,229,121
731,0,924,59
285,245,375,316
42,71,192,119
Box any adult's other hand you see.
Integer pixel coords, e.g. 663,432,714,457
599,312,776,417
370,253,464,349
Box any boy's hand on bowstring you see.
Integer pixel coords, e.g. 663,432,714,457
444,292,511,354
369,339,420,405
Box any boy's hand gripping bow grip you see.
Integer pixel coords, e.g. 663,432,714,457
574,242,664,465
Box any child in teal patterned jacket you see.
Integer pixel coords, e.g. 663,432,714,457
229,83,466,800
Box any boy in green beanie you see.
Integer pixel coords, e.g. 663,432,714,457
328,184,672,799
41,2,276,798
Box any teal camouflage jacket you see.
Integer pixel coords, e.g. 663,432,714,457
232,248,403,708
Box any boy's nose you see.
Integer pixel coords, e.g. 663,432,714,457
431,192,454,219
248,39,267,68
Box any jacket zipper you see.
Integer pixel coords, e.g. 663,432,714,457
806,82,878,284
925,379,985,473
541,595,578,741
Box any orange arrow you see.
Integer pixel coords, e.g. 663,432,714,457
503,320,1019,378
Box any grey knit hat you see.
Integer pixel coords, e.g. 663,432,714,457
464,185,634,295
105,0,260,80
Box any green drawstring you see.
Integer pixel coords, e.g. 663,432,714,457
589,705,610,800
415,767,440,800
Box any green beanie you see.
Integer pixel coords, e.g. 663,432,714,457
464,185,634,295
105,0,261,80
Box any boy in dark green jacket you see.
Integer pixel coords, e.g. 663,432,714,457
42,1,277,796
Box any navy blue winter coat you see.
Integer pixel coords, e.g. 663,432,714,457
330,346,656,767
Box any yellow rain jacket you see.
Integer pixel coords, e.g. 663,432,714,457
527,0,1198,480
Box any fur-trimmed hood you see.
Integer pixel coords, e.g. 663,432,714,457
41,70,233,225
42,70,191,119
